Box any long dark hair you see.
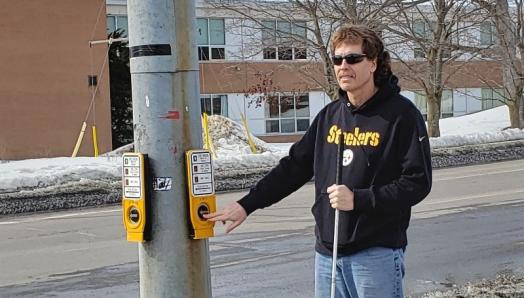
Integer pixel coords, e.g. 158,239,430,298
330,24,393,87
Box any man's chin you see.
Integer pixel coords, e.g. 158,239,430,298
339,84,352,92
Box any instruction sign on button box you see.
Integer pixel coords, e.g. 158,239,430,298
123,156,140,167
123,166,140,177
188,151,214,196
192,163,211,174
192,152,211,164
193,173,212,184
193,183,213,195
125,177,140,187
122,155,143,200
124,186,141,198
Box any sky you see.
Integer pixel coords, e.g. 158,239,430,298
1,105,523,194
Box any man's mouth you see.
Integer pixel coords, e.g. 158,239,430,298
339,74,354,80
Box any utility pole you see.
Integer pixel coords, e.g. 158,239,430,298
127,0,211,297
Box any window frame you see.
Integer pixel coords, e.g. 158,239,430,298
261,20,308,61
441,89,454,118
197,18,226,61
264,93,310,134
413,47,425,59
480,21,497,46
413,90,454,118
413,19,434,40
200,94,228,117
107,15,128,37
481,88,505,109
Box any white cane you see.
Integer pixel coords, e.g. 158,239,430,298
330,134,344,298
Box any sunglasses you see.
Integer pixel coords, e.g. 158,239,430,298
332,53,367,66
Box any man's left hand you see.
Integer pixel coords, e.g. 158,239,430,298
326,184,354,211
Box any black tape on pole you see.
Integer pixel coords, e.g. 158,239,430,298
129,44,172,58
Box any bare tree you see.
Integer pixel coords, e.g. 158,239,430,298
205,0,407,101
473,0,524,128
207,1,512,137
381,0,489,137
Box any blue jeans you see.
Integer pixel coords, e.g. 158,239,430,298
315,247,405,298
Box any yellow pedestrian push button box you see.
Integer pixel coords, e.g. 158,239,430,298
186,149,216,239
122,153,150,242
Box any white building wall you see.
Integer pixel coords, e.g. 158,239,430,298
457,21,478,47
400,90,416,103
226,93,266,135
383,27,414,61
224,18,243,61
454,21,480,60
241,19,264,61
226,93,245,122
309,91,330,121
106,0,127,16
223,19,263,61
106,0,127,15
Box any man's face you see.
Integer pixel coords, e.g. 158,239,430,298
333,42,376,93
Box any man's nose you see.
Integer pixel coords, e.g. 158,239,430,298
339,59,350,69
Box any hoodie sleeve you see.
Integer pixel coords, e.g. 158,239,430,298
353,107,432,213
237,116,318,215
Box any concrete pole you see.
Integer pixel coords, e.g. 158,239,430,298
127,0,211,297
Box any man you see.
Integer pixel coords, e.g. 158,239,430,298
204,24,432,298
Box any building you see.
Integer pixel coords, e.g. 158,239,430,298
111,1,506,142
1,1,507,160
0,0,112,160
196,1,504,141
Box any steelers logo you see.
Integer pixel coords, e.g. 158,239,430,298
342,149,354,166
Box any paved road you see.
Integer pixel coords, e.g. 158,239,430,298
1,159,524,297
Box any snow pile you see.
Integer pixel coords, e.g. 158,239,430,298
430,128,524,148
430,105,524,148
207,115,283,155
206,115,288,171
438,105,511,135
0,157,120,194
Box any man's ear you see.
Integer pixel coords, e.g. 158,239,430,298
371,59,377,73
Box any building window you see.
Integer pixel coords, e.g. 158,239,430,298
264,93,310,133
481,88,505,109
413,20,433,40
441,89,453,118
414,47,425,58
197,18,225,61
480,22,497,45
262,20,307,60
441,48,451,59
107,15,128,37
414,90,454,118
414,91,427,119
201,95,228,116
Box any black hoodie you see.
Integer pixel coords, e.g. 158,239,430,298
237,77,432,256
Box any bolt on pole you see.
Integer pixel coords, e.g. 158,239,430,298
127,0,211,297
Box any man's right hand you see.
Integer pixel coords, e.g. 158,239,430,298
203,202,247,233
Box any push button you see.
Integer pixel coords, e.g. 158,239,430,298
197,204,209,220
129,207,140,224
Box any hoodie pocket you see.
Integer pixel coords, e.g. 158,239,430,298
311,194,335,246
311,194,359,247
